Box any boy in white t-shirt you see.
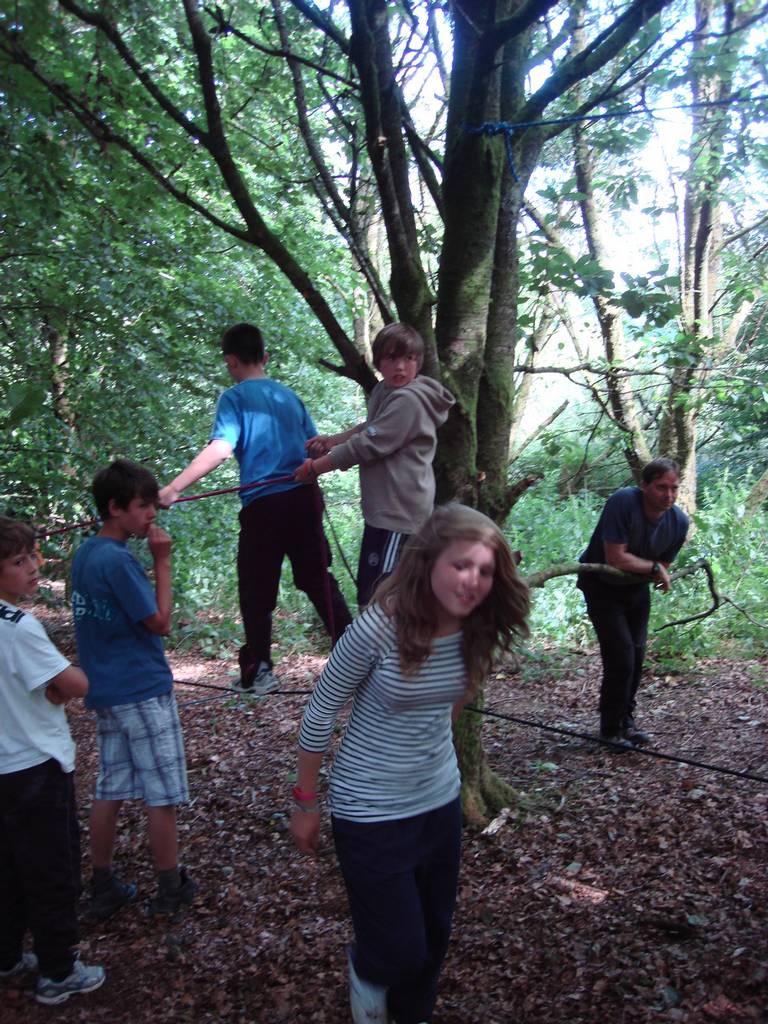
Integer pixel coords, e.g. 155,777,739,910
0,517,105,1005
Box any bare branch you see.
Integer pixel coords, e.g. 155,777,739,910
283,0,350,52
516,0,673,129
509,400,568,462
203,4,355,87
58,0,206,144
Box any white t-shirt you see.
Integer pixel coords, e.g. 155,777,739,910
0,602,75,774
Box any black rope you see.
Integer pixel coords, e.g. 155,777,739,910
323,504,358,587
466,704,768,785
174,675,767,785
173,677,312,704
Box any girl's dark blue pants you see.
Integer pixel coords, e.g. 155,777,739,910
332,797,462,1024
0,759,80,980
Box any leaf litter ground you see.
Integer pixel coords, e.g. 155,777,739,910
3,606,766,1023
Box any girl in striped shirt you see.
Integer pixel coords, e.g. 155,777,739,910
291,504,529,1024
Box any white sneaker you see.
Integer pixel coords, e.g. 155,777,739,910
35,959,105,1004
347,945,388,1023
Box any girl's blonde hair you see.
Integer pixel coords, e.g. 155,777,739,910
373,504,529,694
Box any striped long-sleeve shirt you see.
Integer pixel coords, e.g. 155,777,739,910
298,603,468,822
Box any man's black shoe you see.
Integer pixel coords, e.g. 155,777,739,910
622,717,651,745
89,874,137,921
599,730,635,752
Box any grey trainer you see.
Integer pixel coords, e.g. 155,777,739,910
233,661,279,696
35,960,105,1005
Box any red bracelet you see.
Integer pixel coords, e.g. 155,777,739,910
292,785,318,803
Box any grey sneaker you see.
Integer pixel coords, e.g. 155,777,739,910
347,944,389,1024
35,960,105,1005
233,662,279,696
599,730,635,751
90,874,137,921
147,867,198,919
0,951,38,978
622,717,651,745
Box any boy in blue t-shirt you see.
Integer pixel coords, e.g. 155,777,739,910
72,460,195,920
0,516,105,1005
159,322,351,693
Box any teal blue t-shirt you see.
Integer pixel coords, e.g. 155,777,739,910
72,537,172,709
210,379,317,506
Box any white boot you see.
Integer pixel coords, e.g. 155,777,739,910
347,945,389,1023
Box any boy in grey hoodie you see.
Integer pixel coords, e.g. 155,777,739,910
295,323,455,606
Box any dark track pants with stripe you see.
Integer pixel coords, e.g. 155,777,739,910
0,759,80,981
332,797,462,1024
237,483,352,678
356,525,409,608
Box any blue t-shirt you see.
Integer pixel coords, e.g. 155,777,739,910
210,379,317,506
71,537,172,709
579,487,689,587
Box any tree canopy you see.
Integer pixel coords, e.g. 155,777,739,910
6,0,766,524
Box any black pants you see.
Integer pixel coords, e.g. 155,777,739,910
0,759,80,980
237,483,352,677
332,798,462,1024
581,581,650,734
356,525,409,608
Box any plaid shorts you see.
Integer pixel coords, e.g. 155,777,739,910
94,692,189,806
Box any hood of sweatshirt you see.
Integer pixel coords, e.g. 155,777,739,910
379,374,455,426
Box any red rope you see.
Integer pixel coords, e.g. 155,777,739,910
170,473,295,504
36,473,297,538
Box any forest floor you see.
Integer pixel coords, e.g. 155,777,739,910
2,597,767,1024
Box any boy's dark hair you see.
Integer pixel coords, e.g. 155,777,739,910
0,516,36,561
221,322,266,365
371,323,424,370
92,459,159,519
641,457,680,484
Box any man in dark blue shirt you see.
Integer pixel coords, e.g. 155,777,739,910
578,458,689,747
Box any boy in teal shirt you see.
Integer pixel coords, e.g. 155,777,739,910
72,460,195,921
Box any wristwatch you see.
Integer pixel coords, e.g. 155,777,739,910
650,561,660,576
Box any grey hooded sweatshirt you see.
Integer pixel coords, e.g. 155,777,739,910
329,375,455,533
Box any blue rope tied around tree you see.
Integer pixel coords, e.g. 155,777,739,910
466,92,768,184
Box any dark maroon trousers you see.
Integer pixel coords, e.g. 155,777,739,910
237,483,352,680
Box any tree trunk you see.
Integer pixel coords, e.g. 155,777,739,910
573,125,653,479
745,468,768,518
455,692,519,827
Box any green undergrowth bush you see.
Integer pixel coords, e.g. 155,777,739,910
508,477,768,668
144,468,767,671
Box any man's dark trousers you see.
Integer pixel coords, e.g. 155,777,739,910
582,580,651,735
